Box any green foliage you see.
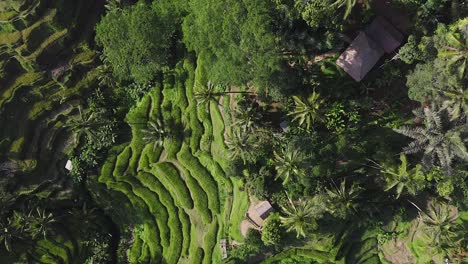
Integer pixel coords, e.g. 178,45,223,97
274,144,308,185
95,1,175,83
230,229,263,260
418,201,463,252
225,127,262,165
379,154,427,199
398,35,436,64
288,91,326,130
261,213,284,246
279,197,324,238
183,0,282,94
324,180,362,218
245,167,270,199
394,105,468,173
141,119,167,152
294,0,341,30
324,102,360,134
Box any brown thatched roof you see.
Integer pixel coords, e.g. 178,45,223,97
336,16,403,82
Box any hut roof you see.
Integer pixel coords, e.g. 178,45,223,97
254,201,274,220
336,16,403,82
336,32,384,82
65,160,73,171
366,16,404,53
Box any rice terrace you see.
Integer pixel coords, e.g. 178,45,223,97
0,0,467,263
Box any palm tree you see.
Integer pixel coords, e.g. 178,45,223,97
372,154,426,199
194,81,250,108
232,104,262,132
439,85,468,123
437,19,468,80
0,211,27,252
27,208,56,239
332,0,370,19
288,91,325,130
332,0,357,18
325,180,361,218
0,220,16,252
412,201,461,250
394,105,468,173
104,0,123,11
280,197,316,238
273,145,307,185
141,119,167,152
225,127,259,164
66,106,107,143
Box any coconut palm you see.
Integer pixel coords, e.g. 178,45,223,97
437,19,468,80
280,197,316,238
0,211,27,252
439,85,468,123
232,104,262,132
332,0,370,19
325,180,361,218
0,220,16,252
288,91,325,130
27,208,56,239
225,127,259,164
273,145,307,185
394,105,468,173
194,81,250,108
373,154,427,199
66,106,105,143
141,119,167,152
413,201,461,250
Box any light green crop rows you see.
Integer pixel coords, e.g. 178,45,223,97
98,58,249,263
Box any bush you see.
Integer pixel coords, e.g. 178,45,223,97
261,213,284,246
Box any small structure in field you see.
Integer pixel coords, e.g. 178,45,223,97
50,63,71,79
336,16,403,81
65,160,73,171
245,200,274,229
220,238,228,259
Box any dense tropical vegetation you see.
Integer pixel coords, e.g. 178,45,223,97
0,0,467,263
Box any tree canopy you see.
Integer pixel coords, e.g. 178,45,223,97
182,0,282,94
95,1,175,84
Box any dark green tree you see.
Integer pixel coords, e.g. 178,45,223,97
183,0,282,94
95,1,175,83
261,213,284,246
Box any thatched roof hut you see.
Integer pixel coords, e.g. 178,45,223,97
337,16,403,81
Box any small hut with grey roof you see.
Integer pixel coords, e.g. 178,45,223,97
336,16,403,81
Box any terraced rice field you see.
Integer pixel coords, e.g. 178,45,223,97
0,1,249,262
97,59,248,263
0,0,106,262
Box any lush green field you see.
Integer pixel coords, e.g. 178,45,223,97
97,58,247,263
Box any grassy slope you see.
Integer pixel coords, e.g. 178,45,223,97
98,58,249,263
